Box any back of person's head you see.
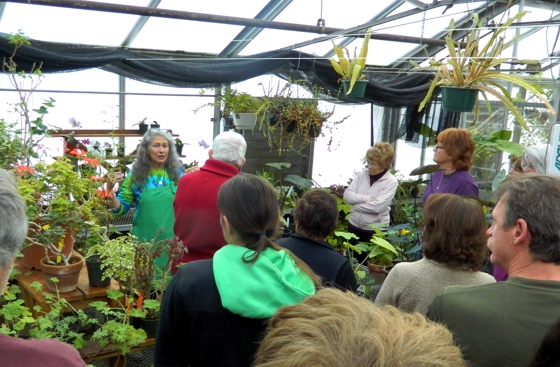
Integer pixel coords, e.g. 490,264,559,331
528,315,560,367
436,128,475,170
211,131,247,166
293,189,338,240
0,169,28,269
218,173,321,285
496,174,560,264
522,144,548,174
422,194,488,270
254,288,466,367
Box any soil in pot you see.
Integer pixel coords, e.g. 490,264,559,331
86,255,111,287
40,255,84,293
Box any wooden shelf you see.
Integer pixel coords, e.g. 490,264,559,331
48,129,179,137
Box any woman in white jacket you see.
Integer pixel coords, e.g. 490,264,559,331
343,142,398,261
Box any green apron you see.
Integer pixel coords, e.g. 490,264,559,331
132,183,176,272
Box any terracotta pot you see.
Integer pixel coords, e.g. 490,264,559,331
22,226,76,270
367,261,393,286
40,254,84,293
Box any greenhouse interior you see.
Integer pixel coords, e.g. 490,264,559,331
1,0,560,366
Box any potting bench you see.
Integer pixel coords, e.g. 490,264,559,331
14,259,121,317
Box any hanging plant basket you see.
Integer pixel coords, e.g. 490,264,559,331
342,80,368,98
233,113,257,130
440,86,479,112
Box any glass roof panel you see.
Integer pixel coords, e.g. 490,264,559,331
129,0,268,53
0,2,140,46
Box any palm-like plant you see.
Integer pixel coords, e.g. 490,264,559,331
418,11,555,130
330,28,371,94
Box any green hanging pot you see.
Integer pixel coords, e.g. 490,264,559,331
342,80,368,98
441,86,479,112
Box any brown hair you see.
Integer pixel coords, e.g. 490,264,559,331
436,128,475,171
292,189,338,240
422,194,488,270
366,142,394,170
217,173,321,286
510,156,522,173
254,288,466,367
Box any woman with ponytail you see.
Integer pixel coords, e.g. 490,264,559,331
155,173,320,367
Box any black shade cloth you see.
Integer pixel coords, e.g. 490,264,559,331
0,32,436,110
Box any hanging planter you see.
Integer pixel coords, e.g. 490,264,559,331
342,80,368,98
40,254,84,293
441,86,478,112
233,112,257,130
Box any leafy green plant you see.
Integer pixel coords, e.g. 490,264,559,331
256,162,312,211
2,30,54,166
87,233,136,295
28,279,98,351
0,284,36,337
17,158,109,265
416,11,555,129
89,289,147,358
330,28,372,94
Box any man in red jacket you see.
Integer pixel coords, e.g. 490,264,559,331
172,131,246,274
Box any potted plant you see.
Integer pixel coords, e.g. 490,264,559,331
417,11,555,128
116,142,125,157
330,28,371,98
223,89,262,129
256,81,349,154
86,233,137,296
89,289,147,360
132,117,149,134
103,142,113,157
150,121,160,129
16,157,109,270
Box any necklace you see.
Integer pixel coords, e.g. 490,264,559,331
436,173,445,190
436,169,456,190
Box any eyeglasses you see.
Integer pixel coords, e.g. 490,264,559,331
434,145,445,151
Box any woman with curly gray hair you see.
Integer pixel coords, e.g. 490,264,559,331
107,129,186,270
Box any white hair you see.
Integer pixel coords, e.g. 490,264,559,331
211,131,247,166
522,145,548,174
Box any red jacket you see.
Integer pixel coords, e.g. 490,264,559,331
172,159,239,273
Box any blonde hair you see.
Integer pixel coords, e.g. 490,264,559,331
366,142,394,170
255,288,466,367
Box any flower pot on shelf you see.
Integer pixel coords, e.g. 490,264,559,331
85,255,111,287
342,80,368,98
116,147,125,157
233,113,257,130
175,144,184,156
138,123,148,134
140,318,159,338
40,254,84,293
441,86,478,112
22,225,76,270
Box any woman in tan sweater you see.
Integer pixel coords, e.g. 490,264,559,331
375,193,495,314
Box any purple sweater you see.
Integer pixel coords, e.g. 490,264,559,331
423,170,478,204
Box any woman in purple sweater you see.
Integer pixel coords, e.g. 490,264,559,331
423,128,478,204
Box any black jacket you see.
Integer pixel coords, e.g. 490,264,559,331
277,233,358,292
155,260,268,367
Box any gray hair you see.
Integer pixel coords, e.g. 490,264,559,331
522,145,548,174
132,129,183,186
0,169,28,267
211,131,247,166
496,174,560,264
